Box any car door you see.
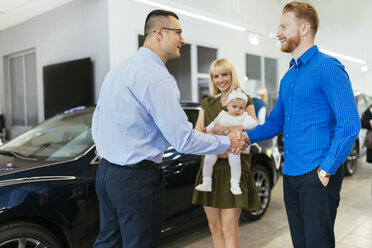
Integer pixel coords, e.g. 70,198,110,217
81,148,100,247
162,107,203,230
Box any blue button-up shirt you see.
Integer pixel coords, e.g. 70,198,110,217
247,45,361,176
92,47,230,166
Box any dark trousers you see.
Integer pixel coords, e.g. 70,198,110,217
93,159,165,248
283,166,344,248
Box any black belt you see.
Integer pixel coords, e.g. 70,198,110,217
102,158,158,169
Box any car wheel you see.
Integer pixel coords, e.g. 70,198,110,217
343,142,358,176
0,221,62,248
241,164,272,221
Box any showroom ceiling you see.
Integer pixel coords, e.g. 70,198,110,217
0,0,75,31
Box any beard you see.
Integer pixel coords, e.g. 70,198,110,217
280,30,301,53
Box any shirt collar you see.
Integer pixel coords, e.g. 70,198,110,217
289,45,319,68
138,47,167,70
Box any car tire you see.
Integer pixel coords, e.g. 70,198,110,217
343,142,358,176
0,221,62,248
241,164,272,222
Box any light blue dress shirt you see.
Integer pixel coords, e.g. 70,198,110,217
247,45,361,176
92,47,230,166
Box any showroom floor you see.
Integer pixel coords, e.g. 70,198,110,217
160,158,372,248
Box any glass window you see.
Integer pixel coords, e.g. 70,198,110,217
356,95,367,118
246,54,261,80
264,57,278,111
245,54,278,112
197,46,217,74
9,56,25,126
0,109,93,161
184,109,199,127
6,50,38,128
138,35,192,101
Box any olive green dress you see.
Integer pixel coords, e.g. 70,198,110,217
192,95,260,210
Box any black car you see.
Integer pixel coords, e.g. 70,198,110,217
344,93,372,175
0,103,281,248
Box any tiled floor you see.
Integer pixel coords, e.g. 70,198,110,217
160,158,372,248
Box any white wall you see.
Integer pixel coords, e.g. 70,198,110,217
362,71,372,96
107,0,288,97
288,0,372,95
0,0,110,121
1,0,368,125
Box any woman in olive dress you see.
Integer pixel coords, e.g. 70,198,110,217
192,58,260,248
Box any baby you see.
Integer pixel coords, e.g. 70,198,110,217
195,89,258,195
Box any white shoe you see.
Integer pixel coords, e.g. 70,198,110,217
195,177,212,192
230,180,242,195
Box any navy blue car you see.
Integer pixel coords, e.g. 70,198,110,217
0,104,281,248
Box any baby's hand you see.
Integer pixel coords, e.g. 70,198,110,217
201,128,207,133
230,125,244,132
217,152,229,158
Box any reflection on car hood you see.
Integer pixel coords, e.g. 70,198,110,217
0,154,56,176
0,175,76,187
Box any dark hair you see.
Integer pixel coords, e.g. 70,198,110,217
283,1,319,37
144,10,179,40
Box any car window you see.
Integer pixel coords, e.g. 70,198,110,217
0,110,94,161
356,95,367,118
365,95,372,107
184,109,199,127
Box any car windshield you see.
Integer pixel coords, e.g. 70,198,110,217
0,109,94,161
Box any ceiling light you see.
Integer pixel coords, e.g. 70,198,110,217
269,32,276,39
134,0,262,33
319,49,367,65
248,33,260,46
361,65,369,72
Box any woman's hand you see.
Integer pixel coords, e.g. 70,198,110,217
210,123,226,135
194,109,205,131
210,124,243,135
217,151,229,158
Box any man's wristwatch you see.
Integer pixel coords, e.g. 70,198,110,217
224,129,230,135
318,168,331,178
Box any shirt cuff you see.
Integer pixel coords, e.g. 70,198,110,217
206,125,213,134
218,135,230,153
246,129,258,144
319,156,337,175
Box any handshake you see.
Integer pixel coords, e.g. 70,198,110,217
227,131,250,154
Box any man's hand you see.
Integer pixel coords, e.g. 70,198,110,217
317,171,330,187
237,131,251,145
227,131,249,154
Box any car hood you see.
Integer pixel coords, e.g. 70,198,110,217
0,154,56,176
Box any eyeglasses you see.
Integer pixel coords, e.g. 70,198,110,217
154,27,183,38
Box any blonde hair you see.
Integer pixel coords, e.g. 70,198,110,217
209,58,241,97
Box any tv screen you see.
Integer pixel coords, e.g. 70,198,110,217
43,57,93,118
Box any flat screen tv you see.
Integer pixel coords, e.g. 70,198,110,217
43,57,93,118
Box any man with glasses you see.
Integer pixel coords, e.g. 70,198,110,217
92,9,248,248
